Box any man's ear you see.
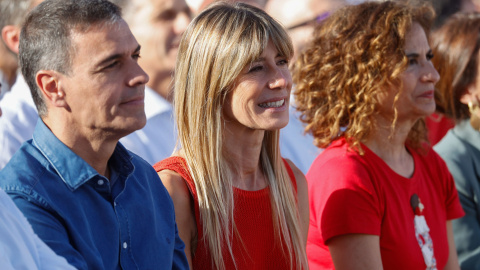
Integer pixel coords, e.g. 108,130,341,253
1,25,21,55
36,70,68,108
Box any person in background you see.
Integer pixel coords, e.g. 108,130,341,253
426,0,480,145
112,0,191,165
0,0,188,269
265,0,345,174
0,29,16,98
0,0,43,169
0,0,38,97
294,1,464,269
266,0,344,62
198,0,267,11
0,187,75,270
0,76,73,269
155,2,308,269
432,12,480,269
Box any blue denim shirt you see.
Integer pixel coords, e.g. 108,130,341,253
0,120,188,270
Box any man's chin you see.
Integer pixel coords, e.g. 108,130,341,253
109,117,146,138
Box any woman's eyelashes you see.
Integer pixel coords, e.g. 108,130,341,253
248,58,289,73
426,51,434,61
248,64,264,73
277,58,289,66
407,51,433,66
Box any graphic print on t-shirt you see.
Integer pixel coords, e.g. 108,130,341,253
411,194,437,270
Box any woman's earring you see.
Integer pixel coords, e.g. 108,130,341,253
469,100,480,130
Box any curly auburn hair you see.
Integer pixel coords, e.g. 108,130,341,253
293,1,435,153
431,12,480,121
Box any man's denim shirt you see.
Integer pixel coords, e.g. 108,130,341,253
0,120,188,270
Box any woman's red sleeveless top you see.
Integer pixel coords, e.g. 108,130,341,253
154,156,298,269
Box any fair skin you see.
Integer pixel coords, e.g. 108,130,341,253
461,0,480,12
127,0,191,101
0,82,2,117
0,0,44,88
159,41,309,269
459,50,480,111
265,0,345,63
35,19,149,178
328,23,459,270
0,39,17,88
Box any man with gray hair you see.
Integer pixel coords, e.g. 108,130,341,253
0,0,43,168
0,0,189,269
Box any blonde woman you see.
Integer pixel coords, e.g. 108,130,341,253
294,1,464,269
153,2,308,270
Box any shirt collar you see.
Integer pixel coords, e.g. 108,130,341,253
453,119,480,151
144,86,172,119
32,120,134,191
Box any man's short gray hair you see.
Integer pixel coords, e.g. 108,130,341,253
19,0,123,117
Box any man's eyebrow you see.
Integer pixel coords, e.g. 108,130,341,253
96,45,141,67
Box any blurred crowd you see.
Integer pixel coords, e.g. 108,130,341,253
1,0,480,269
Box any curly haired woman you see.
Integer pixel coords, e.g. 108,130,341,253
294,1,464,269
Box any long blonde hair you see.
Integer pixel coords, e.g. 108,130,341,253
174,2,307,269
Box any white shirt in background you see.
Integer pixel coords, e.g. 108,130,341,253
120,86,176,165
0,188,76,270
0,75,38,169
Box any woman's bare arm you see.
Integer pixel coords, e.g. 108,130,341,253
158,170,197,270
444,221,460,270
328,234,383,270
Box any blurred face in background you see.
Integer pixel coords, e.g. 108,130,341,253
265,0,345,63
461,0,480,11
127,0,191,96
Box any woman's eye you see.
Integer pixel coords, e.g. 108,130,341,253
408,58,418,65
278,59,289,66
426,52,434,61
248,65,263,73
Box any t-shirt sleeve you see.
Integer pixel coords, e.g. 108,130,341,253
308,153,383,245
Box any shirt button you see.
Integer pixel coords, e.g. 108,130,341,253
123,242,128,249
114,202,117,207
97,180,104,186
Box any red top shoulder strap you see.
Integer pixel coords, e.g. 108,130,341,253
153,156,202,234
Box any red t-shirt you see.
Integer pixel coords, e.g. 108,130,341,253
426,113,455,146
306,138,464,269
